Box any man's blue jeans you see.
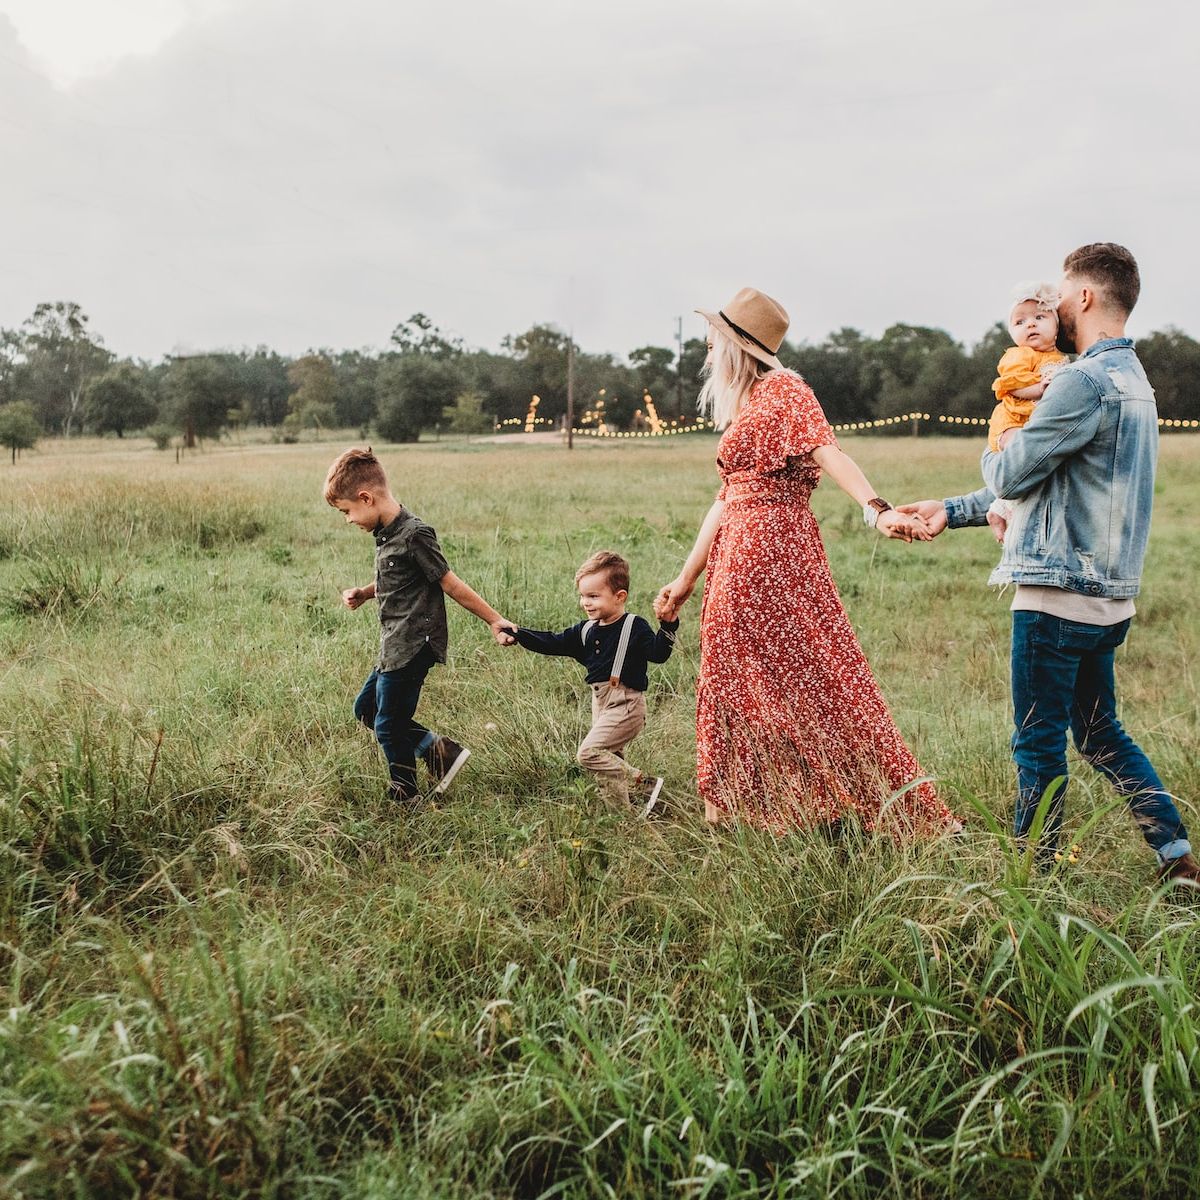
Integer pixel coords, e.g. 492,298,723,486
354,645,438,800
1011,611,1190,865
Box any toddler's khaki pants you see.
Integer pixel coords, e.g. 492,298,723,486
576,682,647,808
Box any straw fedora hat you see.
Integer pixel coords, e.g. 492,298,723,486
696,287,788,370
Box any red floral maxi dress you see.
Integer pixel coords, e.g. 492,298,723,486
696,371,955,836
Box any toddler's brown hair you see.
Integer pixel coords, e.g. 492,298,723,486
575,550,630,594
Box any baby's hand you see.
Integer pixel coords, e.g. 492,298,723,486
986,510,1008,543
342,587,369,610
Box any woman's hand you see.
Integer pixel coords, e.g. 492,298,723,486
654,577,695,622
876,509,932,542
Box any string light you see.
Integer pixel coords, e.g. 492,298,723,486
492,411,1200,436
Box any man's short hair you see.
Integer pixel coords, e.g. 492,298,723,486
323,446,389,504
575,550,630,594
1063,243,1141,316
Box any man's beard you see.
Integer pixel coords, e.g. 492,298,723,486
1055,314,1077,355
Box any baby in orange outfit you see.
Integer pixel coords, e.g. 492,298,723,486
989,282,1067,451
986,282,1068,539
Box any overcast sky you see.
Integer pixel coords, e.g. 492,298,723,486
2,0,1197,362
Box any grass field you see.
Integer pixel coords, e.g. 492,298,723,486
2,432,1199,1198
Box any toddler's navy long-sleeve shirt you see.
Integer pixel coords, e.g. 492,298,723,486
512,614,679,691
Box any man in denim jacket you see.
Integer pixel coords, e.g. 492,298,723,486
903,244,1196,885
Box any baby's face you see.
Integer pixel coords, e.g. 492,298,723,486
1009,301,1058,353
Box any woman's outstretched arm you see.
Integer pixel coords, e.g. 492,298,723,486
810,445,931,542
654,498,725,620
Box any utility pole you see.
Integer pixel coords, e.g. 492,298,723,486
566,332,575,450
675,315,684,418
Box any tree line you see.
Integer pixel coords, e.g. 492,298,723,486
2,301,1198,457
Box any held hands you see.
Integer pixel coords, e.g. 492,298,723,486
654,577,694,623
894,500,948,539
490,619,518,647
876,509,933,543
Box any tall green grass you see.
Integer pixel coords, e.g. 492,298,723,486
1,434,1198,1197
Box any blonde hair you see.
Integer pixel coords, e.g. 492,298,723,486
575,550,630,594
323,446,388,504
697,325,776,429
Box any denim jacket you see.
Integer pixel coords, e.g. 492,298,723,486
944,338,1157,598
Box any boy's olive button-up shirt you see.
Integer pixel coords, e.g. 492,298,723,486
373,508,450,672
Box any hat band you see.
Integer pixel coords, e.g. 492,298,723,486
719,310,779,357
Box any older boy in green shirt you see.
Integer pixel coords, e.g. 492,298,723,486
325,447,513,803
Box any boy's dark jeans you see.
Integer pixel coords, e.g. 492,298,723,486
1010,611,1191,865
354,644,438,800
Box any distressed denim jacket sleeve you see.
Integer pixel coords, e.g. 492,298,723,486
943,484,994,528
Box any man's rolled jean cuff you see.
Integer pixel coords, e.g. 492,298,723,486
1156,839,1192,867
415,730,438,757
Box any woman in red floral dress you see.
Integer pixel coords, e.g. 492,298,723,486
656,288,958,836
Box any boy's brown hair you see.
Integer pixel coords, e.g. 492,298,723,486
575,550,630,594
324,446,389,504
1063,242,1140,316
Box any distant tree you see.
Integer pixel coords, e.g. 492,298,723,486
573,352,640,429
467,350,526,423
496,325,573,420
926,321,1014,433
445,389,493,434
907,344,980,429
625,345,678,420
239,348,292,426
1139,327,1200,421
970,322,1013,374
0,401,40,463
165,355,240,446
376,355,464,442
781,330,876,426
283,401,335,438
869,324,963,421
0,328,21,407
390,313,464,359
18,301,112,435
332,350,380,428
84,363,157,437
287,354,337,422
677,337,708,414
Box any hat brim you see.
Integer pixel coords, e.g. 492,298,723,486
695,308,783,371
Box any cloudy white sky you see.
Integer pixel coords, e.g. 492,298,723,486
2,0,1197,362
